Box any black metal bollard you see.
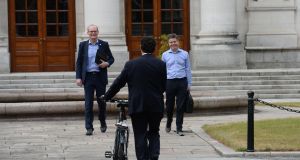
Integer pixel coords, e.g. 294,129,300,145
247,91,255,152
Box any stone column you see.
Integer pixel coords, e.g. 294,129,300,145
84,0,122,33
197,0,240,44
191,0,246,70
0,0,10,73
77,0,128,72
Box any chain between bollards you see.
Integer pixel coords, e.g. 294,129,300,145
247,91,254,152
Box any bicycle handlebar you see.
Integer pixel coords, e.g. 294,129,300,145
110,99,128,104
107,99,129,108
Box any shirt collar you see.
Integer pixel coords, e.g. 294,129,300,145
89,39,99,45
168,48,181,54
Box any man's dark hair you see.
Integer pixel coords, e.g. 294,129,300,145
167,33,179,40
141,37,156,53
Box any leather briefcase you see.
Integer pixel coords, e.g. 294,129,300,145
185,91,194,113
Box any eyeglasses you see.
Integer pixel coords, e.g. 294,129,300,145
88,31,98,33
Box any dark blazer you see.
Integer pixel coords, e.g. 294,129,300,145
76,39,114,84
105,54,167,115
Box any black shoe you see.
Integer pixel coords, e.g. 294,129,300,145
176,129,184,136
165,126,171,133
100,125,107,133
86,129,93,136
165,121,171,133
150,156,159,160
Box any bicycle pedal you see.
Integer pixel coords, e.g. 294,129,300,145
105,151,112,158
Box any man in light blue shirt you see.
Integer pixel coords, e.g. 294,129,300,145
161,33,192,136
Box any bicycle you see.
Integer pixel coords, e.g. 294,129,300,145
105,99,129,160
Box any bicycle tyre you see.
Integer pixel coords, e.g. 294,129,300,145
113,129,120,160
118,143,125,159
113,128,129,160
124,128,129,158
118,129,127,160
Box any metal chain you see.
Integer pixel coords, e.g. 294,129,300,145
255,98,300,113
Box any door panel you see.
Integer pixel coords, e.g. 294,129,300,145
14,39,41,72
9,0,75,72
9,0,42,72
159,0,188,50
43,0,75,71
15,41,40,54
44,39,71,71
126,0,189,59
127,0,155,59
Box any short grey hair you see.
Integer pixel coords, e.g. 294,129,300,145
87,24,99,32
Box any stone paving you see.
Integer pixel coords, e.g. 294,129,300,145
1,105,300,160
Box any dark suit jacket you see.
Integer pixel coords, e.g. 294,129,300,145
76,39,114,85
105,54,167,115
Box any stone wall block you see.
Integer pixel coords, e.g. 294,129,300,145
246,0,297,49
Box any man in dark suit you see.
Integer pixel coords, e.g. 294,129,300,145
102,37,166,160
76,24,114,136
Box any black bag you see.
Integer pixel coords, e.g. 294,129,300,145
185,91,194,113
95,49,108,64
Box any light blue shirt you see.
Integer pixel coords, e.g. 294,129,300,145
87,40,100,72
162,48,192,87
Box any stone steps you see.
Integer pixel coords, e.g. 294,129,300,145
1,78,300,87
1,68,300,115
0,96,248,115
1,69,300,96
1,88,300,103
193,80,300,86
193,75,300,81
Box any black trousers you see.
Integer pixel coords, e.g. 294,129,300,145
83,72,106,130
131,112,163,160
165,78,187,131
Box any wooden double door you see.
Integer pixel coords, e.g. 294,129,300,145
9,0,75,72
126,0,190,59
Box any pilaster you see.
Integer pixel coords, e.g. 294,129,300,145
0,0,10,73
191,0,246,70
246,0,297,49
245,0,300,69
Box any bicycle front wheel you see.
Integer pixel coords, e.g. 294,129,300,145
113,129,120,160
113,128,128,160
113,128,129,160
118,143,125,159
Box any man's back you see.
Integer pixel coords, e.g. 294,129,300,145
103,37,166,160
105,54,166,115
125,54,166,114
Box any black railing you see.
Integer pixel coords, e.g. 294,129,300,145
247,91,255,152
246,91,300,152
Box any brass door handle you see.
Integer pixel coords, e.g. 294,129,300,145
39,38,45,44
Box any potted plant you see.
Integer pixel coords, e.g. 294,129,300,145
158,34,169,59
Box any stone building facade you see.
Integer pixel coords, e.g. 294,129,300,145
0,0,300,73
